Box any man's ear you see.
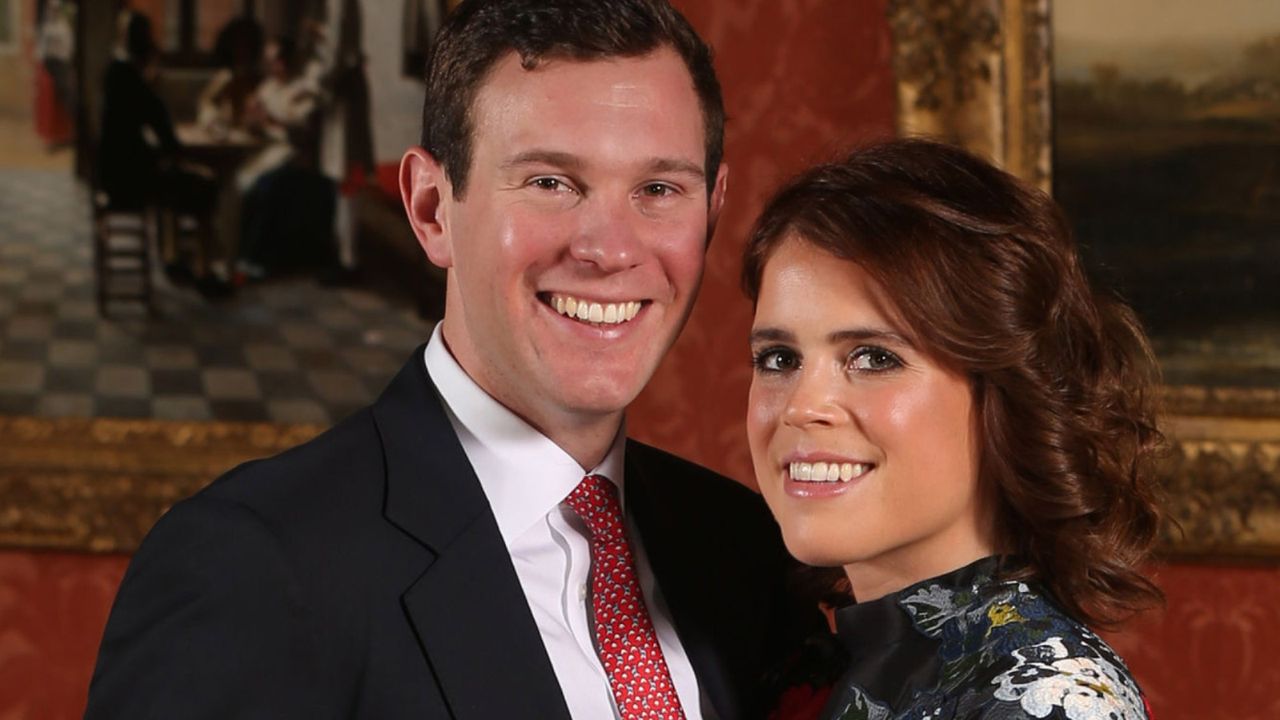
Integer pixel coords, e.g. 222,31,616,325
400,146,454,268
706,162,729,240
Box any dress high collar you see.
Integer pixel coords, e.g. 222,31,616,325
830,556,1010,711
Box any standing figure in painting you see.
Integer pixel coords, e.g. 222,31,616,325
85,1,817,718
744,138,1163,720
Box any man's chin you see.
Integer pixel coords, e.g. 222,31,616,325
554,371,650,415
557,385,644,418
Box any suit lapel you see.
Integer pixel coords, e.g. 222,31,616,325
625,445,740,720
373,351,572,720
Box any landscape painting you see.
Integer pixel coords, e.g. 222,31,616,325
1053,0,1280,388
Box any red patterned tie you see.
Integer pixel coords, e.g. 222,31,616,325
564,474,687,720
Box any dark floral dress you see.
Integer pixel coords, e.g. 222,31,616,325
818,557,1149,720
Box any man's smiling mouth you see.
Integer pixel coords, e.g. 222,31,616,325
541,292,645,326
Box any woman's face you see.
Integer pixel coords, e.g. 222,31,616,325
747,237,992,601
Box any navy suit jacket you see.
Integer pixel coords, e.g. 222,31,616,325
85,350,815,719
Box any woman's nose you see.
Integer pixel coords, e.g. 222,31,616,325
780,369,845,428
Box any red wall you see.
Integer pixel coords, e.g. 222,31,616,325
1103,564,1280,720
0,551,129,718
631,0,899,475
1,2,1276,718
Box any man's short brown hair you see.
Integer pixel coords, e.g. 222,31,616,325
420,0,724,198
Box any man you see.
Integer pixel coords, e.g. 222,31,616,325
85,1,815,718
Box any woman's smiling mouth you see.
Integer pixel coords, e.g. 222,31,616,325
788,460,874,483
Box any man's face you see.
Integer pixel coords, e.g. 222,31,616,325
422,48,724,438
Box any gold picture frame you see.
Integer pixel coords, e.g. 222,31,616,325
0,417,321,553
887,0,1280,561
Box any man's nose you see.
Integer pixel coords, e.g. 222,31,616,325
781,368,846,428
569,195,644,272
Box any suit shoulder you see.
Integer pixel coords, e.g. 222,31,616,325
627,439,758,500
200,408,381,502
626,439,772,531
179,408,395,551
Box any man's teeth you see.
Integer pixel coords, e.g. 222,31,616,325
788,461,871,483
551,295,641,325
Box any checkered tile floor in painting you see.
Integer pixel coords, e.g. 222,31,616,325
0,168,433,425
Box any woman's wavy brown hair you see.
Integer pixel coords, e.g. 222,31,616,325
742,138,1165,628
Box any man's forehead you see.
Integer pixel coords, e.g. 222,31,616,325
476,46,695,100
468,48,706,160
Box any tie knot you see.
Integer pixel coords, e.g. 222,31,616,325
564,474,623,538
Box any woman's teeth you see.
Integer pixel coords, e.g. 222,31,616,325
789,461,871,483
550,294,641,325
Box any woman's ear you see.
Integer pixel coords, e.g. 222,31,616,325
400,146,454,268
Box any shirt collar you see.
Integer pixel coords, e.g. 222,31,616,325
423,324,626,543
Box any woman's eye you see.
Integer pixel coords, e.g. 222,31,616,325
849,347,901,372
753,348,799,373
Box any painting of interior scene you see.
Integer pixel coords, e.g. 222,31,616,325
1054,0,1280,387
0,0,456,426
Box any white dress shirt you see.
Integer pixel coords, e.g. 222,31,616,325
423,325,705,719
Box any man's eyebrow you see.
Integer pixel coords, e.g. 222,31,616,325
500,150,585,171
645,157,705,180
498,151,705,180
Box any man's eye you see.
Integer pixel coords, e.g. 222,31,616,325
849,347,902,372
531,177,572,192
641,183,676,197
752,348,799,373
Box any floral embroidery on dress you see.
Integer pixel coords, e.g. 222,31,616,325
899,584,962,636
992,638,1146,720
828,685,894,720
820,558,1148,720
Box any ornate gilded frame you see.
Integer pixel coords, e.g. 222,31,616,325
887,0,1280,561
0,417,321,552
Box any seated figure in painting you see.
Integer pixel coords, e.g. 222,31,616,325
744,138,1164,720
97,10,214,216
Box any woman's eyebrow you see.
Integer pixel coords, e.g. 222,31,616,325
748,327,794,344
828,328,915,348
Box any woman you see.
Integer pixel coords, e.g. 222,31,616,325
744,139,1163,720
234,34,338,281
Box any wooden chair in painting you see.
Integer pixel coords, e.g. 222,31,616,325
91,190,157,317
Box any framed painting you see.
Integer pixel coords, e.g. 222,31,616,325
0,0,431,554
888,0,1280,561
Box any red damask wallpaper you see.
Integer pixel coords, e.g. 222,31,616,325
1103,564,1280,720
630,0,899,478
0,551,129,718
1,2,1277,719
